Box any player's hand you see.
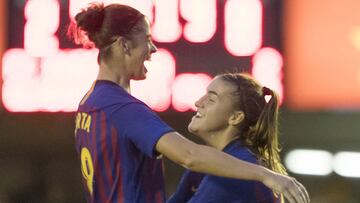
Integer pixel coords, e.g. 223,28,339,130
262,171,310,203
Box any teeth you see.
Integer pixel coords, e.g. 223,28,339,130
195,112,203,118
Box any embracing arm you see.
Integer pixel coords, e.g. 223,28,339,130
156,132,310,203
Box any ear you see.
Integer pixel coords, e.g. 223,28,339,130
117,37,130,54
228,111,245,126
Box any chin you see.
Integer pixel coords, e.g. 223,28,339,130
132,76,146,81
187,123,198,134
132,73,147,81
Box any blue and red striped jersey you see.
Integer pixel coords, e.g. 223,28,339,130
75,80,174,203
167,140,281,203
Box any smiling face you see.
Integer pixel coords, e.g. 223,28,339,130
124,17,157,80
188,77,241,136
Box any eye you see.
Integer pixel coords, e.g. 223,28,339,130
208,97,216,102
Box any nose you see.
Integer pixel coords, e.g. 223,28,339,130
195,95,205,108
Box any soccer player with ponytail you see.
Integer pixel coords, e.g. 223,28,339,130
168,73,290,203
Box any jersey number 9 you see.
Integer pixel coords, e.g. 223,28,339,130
81,147,94,195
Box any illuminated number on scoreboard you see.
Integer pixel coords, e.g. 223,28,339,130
224,0,262,56
180,0,217,43
252,47,284,103
81,147,94,195
152,0,182,42
69,0,154,21
24,0,59,57
131,49,176,112
2,0,284,112
172,73,212,111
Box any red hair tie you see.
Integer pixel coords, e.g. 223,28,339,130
262,86,272,96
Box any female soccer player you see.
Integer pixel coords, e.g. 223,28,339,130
168,73,289,202
69,3,309,203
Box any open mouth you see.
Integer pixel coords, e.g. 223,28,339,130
145,54,152,61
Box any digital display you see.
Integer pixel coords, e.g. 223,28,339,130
2,0,283,112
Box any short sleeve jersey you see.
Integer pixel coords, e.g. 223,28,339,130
75,80,174,203
167,141,281,203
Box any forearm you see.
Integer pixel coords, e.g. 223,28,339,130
187,143,270,182
156,132,271,182
156,132,311,203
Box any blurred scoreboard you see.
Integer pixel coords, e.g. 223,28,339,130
284,0,360,110
1,0,283,112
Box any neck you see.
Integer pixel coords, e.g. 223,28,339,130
97,61,131,93
199,128,240,150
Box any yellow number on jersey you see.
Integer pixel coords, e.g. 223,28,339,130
81,147,94,195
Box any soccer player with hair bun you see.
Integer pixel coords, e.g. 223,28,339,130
69,3,310,203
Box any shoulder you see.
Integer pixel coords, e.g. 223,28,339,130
87,83,146,109
225,143,258,164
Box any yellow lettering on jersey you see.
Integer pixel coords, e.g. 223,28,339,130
75,112,92,134
81,113,88,128
75,113,81,134
83,115,91,133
